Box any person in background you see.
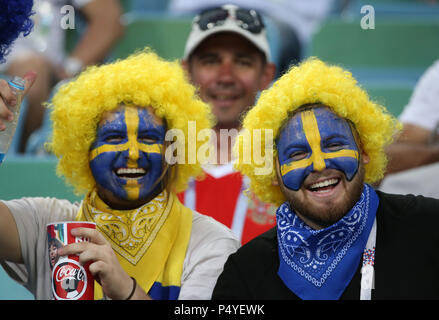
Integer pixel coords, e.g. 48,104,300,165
179,4,277,244
170,0,335,78
213,58,439,300
0,50,239,300
1,0,124,153
379,59,439,198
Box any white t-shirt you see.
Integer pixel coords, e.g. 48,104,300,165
399,60,439,131
0,197,239,300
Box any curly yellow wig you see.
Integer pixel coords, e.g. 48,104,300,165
48,49,214,196
234,57,401,206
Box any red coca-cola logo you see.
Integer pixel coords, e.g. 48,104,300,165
55,264,85,282
52,259,88,300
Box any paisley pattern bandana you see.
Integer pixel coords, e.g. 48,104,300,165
76,189,193,300
276,184,379,300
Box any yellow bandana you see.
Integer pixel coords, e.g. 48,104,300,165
75,190,193,299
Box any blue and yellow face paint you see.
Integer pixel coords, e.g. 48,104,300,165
276,107,360,191
89,106,165,202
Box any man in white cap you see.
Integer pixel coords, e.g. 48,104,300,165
179,4,276,244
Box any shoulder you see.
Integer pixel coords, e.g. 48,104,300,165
377,191,439,220
180,211,240,299
376,190,439,242
246,226,277,246
3,196,79,208
190,210,239,245
230,227,278,264
398,60,439,128
184,210,240,278
3,197,80,226
212,227,281,299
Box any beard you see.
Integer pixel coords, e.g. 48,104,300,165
292,180,364,228
279,162,366,230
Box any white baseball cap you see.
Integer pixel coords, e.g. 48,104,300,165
183,4,271,62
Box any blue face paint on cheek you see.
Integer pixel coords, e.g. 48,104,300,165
136,108,166,199
314,108,360,181
90,152,127,198
89,109,130,199
276,113,313,191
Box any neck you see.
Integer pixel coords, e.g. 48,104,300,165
292,209,331,230
96,187,164,211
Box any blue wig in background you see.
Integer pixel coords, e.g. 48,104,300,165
0,0,34,63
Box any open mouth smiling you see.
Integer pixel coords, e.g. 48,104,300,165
307,178,340,193
115,167,147,180
212,94,240,101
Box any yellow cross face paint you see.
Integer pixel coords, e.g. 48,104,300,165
89,106,165,201
277,107,359,191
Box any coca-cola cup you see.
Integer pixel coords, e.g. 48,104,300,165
47,222,96,300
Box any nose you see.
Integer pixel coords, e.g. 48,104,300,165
217,61,236,84
127,139,140,167
312,151,326,172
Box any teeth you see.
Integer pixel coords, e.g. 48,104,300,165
214,94,237,101
116,168,146,175
309,178,338,190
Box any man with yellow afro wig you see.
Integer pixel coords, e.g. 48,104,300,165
0,50,239,300
212,58,439,300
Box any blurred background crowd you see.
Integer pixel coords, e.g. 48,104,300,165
1,0,438,299
1,0,438,158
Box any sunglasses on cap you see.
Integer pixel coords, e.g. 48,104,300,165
195,6,265,34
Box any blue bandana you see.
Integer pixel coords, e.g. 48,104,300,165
276,184,379,300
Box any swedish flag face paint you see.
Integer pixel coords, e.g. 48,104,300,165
276,107,360,191
89,106,165,204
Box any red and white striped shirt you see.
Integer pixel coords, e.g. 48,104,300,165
178,163,276,244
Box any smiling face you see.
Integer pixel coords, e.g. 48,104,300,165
275,106,369,229
184,32,274,130
89,105,166,209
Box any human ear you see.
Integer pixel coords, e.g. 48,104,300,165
181,59,190,73
350,122,369,165
362,150,370,165
259,62,276,91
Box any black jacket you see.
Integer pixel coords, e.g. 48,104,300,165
212,191,439,300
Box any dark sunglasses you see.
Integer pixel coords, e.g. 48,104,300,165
195,7,265,34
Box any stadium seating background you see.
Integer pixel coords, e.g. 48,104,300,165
1,0,438,299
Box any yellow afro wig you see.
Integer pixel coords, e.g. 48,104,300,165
234,57,401,206
48,49,214,196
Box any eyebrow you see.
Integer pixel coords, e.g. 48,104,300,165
235,51,259,58
281,143,309,158
138,126,165,137
97,124,125,134
194,52,218,60
322,134,349,141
